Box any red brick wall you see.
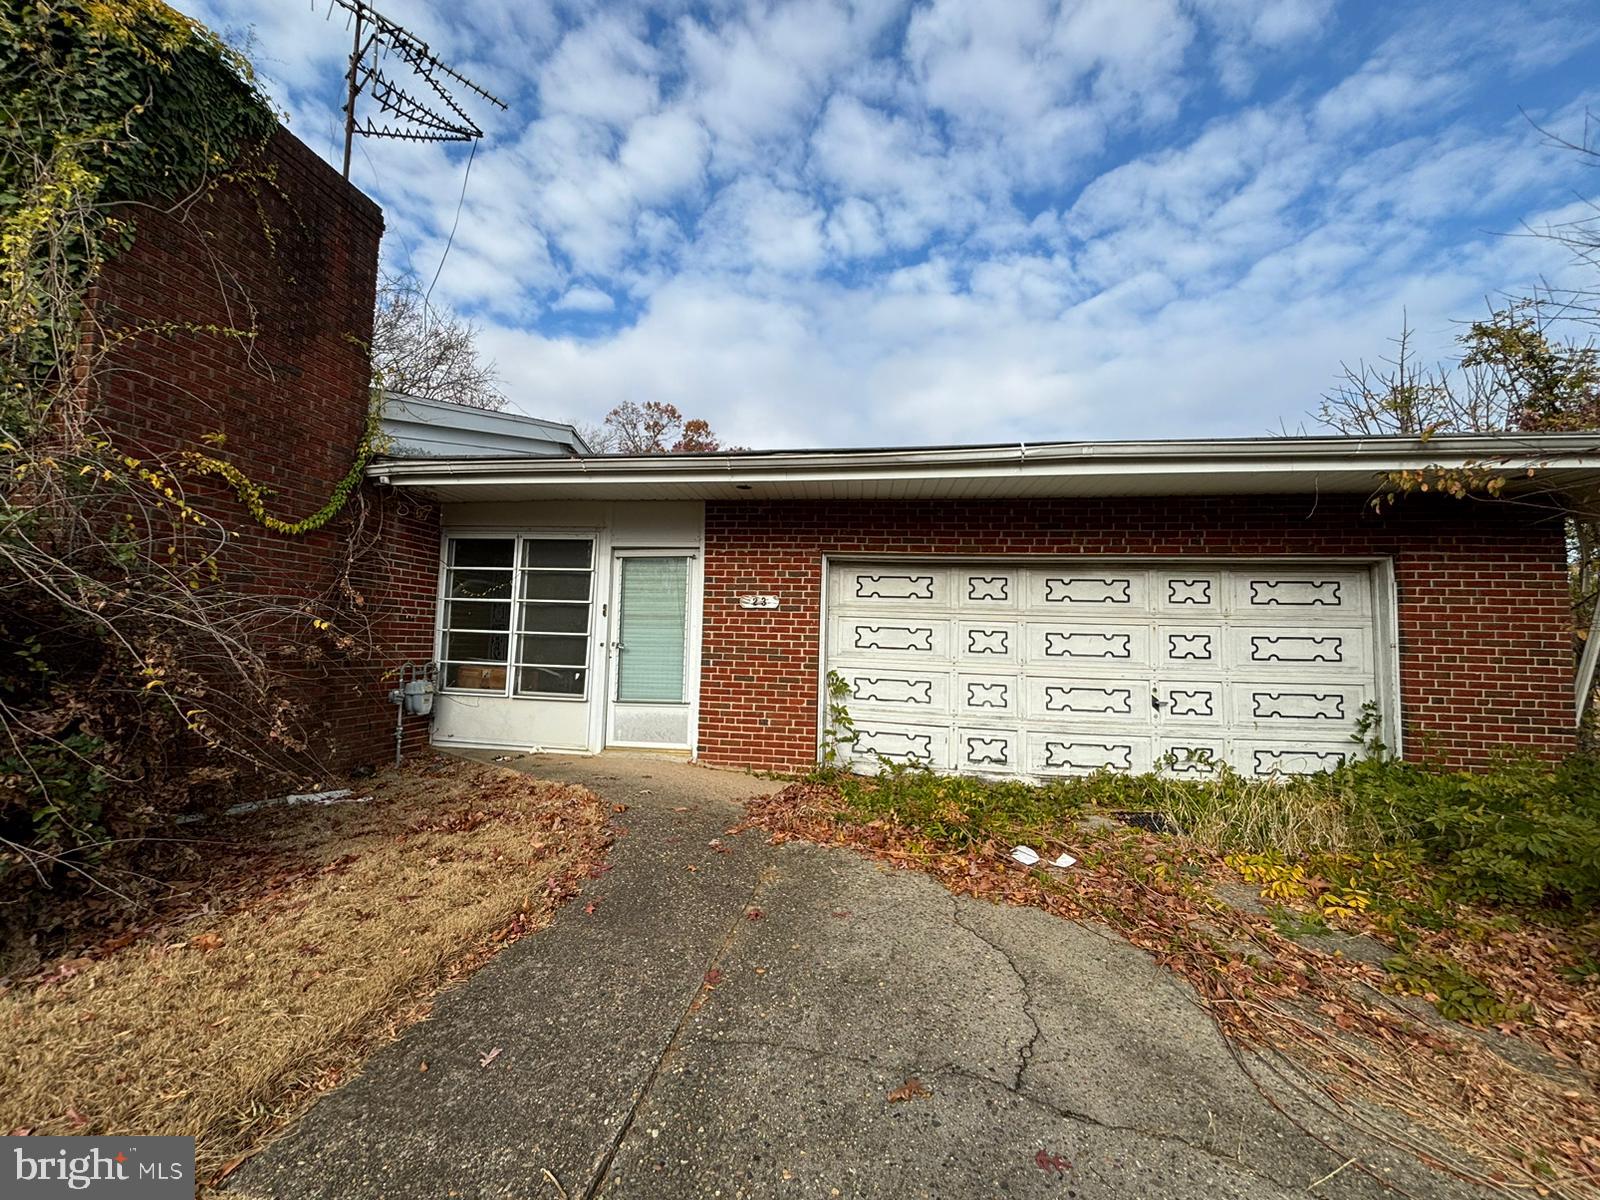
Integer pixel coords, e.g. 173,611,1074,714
89,127,440,773
699,495,1575,773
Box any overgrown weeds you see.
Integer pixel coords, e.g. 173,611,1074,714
745,767,1600,1197
824,750,1600,911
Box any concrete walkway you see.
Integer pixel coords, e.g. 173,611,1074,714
231,753,1478,1200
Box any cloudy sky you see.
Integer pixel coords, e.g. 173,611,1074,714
179,0,1596,448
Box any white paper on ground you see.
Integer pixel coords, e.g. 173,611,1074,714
1051,852,1078,869
1010,845,1041,866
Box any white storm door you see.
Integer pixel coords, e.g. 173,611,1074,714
606,551,694,748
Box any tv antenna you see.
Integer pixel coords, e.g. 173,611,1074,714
320,0,508,179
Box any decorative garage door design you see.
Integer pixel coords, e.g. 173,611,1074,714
825,563,1380,778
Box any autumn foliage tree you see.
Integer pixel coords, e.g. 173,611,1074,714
588,400,726,453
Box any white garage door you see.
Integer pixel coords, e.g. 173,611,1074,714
824,561,1383,778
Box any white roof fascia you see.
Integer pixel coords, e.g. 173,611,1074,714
367,432,1600,498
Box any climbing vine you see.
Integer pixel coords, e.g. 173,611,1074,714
183,396,389,535
0,0,383,950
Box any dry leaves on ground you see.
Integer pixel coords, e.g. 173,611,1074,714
0,755,612,1186
739,782,1600,1200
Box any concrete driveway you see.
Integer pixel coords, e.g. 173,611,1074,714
232,753,1477,1200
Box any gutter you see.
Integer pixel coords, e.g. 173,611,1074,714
368,432,1600,488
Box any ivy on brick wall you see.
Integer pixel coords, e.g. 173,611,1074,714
0,0,381,945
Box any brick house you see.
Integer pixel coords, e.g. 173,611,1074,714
91,124,1598,782
368,435,1600,776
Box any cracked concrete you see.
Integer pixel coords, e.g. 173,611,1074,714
229,752,1487,1200
949,899,1040,1093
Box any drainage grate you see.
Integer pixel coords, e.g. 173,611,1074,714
1111,810,1172,834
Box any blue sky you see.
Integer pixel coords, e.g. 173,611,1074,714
179,0,1598,448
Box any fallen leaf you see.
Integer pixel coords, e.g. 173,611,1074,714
1034,1150,1071,1174
190,932,224,953
65,1108,88,1129
612,804,628,813
887,1077,931,1103
704,968,723,986
478,1047,502,1068
418,1061,429,1073
746,908,763,921
8,1127,33,1137
685,865,698,873
584,902,599,915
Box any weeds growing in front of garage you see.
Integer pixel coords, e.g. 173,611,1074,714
745,772,1600,1198
820,753,1600,912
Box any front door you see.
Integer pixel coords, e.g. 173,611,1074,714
606,551,695,748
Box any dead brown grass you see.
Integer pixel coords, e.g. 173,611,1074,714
0,754,610,1184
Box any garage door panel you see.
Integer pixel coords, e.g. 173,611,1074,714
1026,570,1150,612
830,615,951,662
1227,626,1372,675
1159,625,1223,672
1156,680,1224,722
836,667,950,716
1028,733,1150,776
957,569,1020,608
957,621,1020,664
1025,623,1150,669
825,559,1382,780
835,565,948,607
1241,743,1352,777
851,721,949,769
1157,573,1222,612
1024,677,1150,725
1229,570,1371,618
1231,682,1368,733
957,727,1021,773
1157,741,1226,776
957,673,1019,718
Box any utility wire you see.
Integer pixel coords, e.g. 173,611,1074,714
424,137,477,311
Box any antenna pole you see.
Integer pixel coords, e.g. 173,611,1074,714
341,0,365,179
319,0,506,175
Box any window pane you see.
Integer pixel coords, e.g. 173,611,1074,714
445,599,510,631
522,539,592,569
449,569,513,600
517,666,585,696
450,539,514,568
521,571,591,601
445,663,507,690
616,557,689,703
517,634,587,666
519,602,589,634
445,630,510,662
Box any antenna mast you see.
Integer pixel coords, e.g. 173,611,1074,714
320,0,508,179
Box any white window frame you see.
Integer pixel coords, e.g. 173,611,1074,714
436,533,597,702
514,534,596,701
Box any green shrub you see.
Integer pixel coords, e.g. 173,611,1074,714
0,731,112,928
824,751,1600,911
834,761,1087,850
1382,949,1526,1025
1338,755,1600,910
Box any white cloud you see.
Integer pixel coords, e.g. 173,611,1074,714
553,285,616,313
175,0,1600,448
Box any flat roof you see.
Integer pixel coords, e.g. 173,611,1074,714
368,431,1600,504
